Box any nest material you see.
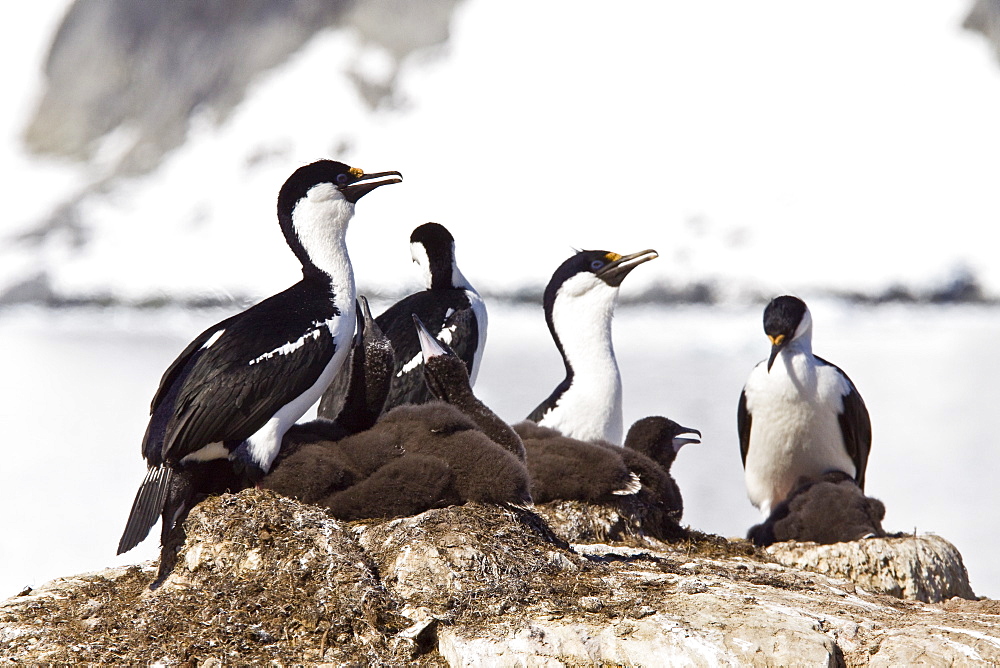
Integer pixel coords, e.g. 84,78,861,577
0,490,416,664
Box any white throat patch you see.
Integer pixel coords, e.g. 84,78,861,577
410,242,434,289
539,275,623,444
292,185,355,285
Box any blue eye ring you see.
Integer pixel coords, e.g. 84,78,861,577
336,173,349,186
590,260,604,270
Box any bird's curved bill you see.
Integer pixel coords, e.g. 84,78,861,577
413,314,449,361
597,249,658,287
352,296,374,345
672,428,701,453
342,170,403,203
766,334,786,371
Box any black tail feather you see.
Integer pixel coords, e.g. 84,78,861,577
117,466,172,555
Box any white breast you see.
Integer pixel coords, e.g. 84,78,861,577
742,351,855,516
538,278,623,444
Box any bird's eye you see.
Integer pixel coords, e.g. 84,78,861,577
336,173,349,186
590,260,604,270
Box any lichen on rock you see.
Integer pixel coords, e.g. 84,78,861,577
766,533,976,603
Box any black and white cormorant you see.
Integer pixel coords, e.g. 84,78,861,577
117,160,402,575
325,222,486,415
738,295,872,518
525,248,658,444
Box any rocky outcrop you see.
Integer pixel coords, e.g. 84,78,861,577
767,534,977,604
965,0,1000,65
1,489,996,665
0,492,409,665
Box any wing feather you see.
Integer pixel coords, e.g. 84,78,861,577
817,356,872,489
162,321,337,458
737,387,752,467
145,283,343,464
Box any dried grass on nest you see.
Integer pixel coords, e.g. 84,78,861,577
1,490,788,665
2,490,418,664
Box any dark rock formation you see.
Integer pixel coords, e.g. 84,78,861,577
24,0,462,176
965,0,1000,64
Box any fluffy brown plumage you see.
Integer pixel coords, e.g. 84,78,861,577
747,471,887,547
261,402,531,520
417,320,526,462
358,403,530,506
516,421,640,503
515,417,697,542
623,416,701,522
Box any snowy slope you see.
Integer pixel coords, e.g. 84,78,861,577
2,0,1000,304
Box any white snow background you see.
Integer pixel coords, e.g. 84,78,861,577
1,1,998,598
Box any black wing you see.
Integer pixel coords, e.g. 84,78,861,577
817,356,872,490
376,289,477,410
141,311,246,463
148,282,342,464
440,306,479,374
117,465,173,555
737,387,751,468
148,306,247,416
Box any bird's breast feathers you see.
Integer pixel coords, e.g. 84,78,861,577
746,352,850,412
743,353,857,512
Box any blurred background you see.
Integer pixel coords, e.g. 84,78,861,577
1,0,999,598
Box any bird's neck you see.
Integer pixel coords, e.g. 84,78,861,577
334,339,393,434
450,264,476,293
550,284,621,382
789,328,813,356
291,199,356,303
424,260,475,293
770,338,819,392
781,335,815,367
302,235,355,302
544,289,623,443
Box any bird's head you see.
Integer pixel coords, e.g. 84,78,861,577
409,222,461,290
413,313,470,403
544,248,657,327
763,295,812,371
276,160,402,275
550,249,659,298
625,416,701,466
